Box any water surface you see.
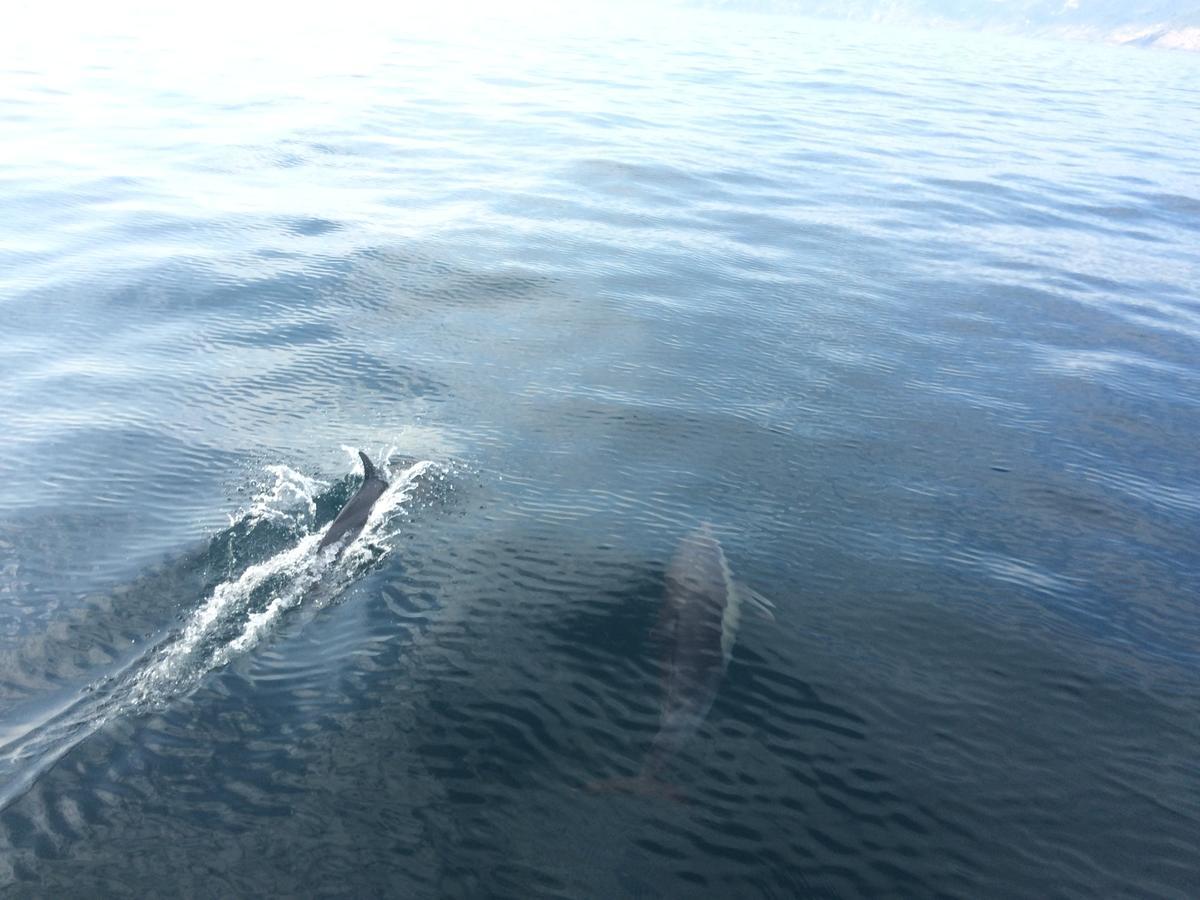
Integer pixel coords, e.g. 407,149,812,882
2,7,1199,897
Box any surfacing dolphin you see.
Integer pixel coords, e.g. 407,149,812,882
590,523,774,798
318,450,388,552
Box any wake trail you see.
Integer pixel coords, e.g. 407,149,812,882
0,459,433,812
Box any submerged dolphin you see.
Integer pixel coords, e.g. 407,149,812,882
591,524,774,797
318,451,387,551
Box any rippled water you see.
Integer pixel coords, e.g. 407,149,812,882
2,5,1199,897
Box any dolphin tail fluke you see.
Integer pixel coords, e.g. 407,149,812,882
740,584,776,622
583,774,685,802
358,450,378,481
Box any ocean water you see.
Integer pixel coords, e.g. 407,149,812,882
2,5,1199,896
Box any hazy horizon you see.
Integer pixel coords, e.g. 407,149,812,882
8,0,1199,54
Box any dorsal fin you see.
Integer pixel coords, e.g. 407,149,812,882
358,450,378,481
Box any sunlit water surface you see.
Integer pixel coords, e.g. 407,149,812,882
1,6,1199,897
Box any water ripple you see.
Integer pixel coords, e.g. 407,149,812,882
2,7,1199,897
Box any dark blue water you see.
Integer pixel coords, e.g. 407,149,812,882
2,6,1199,896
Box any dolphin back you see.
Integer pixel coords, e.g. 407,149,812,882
318,451,388,551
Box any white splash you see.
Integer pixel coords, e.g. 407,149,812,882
134,458,433,707
0,457,436,811
240,464,327,527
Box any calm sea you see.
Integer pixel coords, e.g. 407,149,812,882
2,5,1199,896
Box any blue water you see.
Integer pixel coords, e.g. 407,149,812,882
2,6,1199,896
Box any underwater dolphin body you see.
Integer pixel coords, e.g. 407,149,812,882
592,524,774,797
318,451,388,551
648,524,773,769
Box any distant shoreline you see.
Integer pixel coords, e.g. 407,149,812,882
686,3,1200,54
1059,24,1200,53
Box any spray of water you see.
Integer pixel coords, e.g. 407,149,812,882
0,457,434,810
